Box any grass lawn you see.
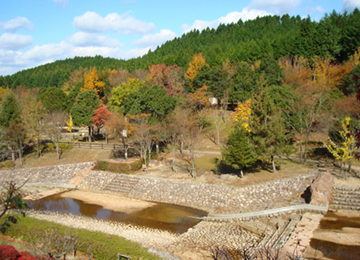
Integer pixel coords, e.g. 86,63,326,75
1,215,161,260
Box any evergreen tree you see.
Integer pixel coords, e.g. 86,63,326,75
222,122,256,178
71,90,100,141
0,91,25,163
249,82,292,172
37,87,68,112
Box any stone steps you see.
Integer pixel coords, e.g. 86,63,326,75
104,174,139,195
330,187,360,210
274,217,299,248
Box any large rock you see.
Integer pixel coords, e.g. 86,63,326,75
310,171,334,207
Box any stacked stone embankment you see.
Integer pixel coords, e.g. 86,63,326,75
330,187,360,211
78,171,317,214
0,162,94,185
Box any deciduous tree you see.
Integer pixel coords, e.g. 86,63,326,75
147,64,185,96
108,78,143,111
91,103,111,135
185,53,206,91
44,111,67,160
327,117,355,178
104,112,132,158
82,67,106,100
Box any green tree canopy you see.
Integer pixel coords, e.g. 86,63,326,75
108,78,143,111
71,90,100,127
249,83,292,172
37,87,68,112
123,85,178,122
222,122,257,178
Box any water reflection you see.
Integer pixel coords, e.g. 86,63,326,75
26,194,207,234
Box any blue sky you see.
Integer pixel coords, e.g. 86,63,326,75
0,0,357,76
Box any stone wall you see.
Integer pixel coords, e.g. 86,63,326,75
0,162,94,185
79,171,318,213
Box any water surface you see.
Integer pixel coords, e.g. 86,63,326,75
27,194,207,234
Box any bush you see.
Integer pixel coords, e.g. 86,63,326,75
94,159,143,174
1,160,15,168
111,148,140,159
45,142,73,150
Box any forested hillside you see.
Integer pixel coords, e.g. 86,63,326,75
1,10,360,88
1,10,360,176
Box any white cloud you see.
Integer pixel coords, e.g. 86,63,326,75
73,11,155,34
249,0,301,14
343,0,360,11
306,5,326,13
132,29,177,48
52,0,69,7
68,32,123,47
0,17,33,32
21,41,71,62
0,33,33,51
182,8,272,33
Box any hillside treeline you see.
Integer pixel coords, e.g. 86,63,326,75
1,9,360,88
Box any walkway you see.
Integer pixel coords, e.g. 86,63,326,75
204,204,328,221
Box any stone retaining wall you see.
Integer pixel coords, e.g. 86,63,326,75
0,162,94,185
79,171,318,213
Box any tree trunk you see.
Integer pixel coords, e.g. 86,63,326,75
124,145,128,161
156,141,159,157
36,138,41,158
271,155,276,173
171,150,176,172
342,160,346,179
143,149,147,172
122,138,127,160
299,113,304,163
240,168,244,178
55,142,60,161
180,136,184,154
189,148,195,178
88,126,92,143
348,142,354,173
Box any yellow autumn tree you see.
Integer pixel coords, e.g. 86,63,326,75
0,88,8,106
326,117,356,178
232,99,251,131
185,53,206,90
66,115,73,133
81,67,106,100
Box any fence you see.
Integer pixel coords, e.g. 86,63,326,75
63,142,126,150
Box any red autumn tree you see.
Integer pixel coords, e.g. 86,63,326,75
147,64,185,96
91,103,111,134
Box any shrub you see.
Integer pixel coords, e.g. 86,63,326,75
111,148,140,159
94,159,143,174
0,245,19,260
2,160,15,168
45,143,73,150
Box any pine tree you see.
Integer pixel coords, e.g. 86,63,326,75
222,123,256,178
249,81,291,173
